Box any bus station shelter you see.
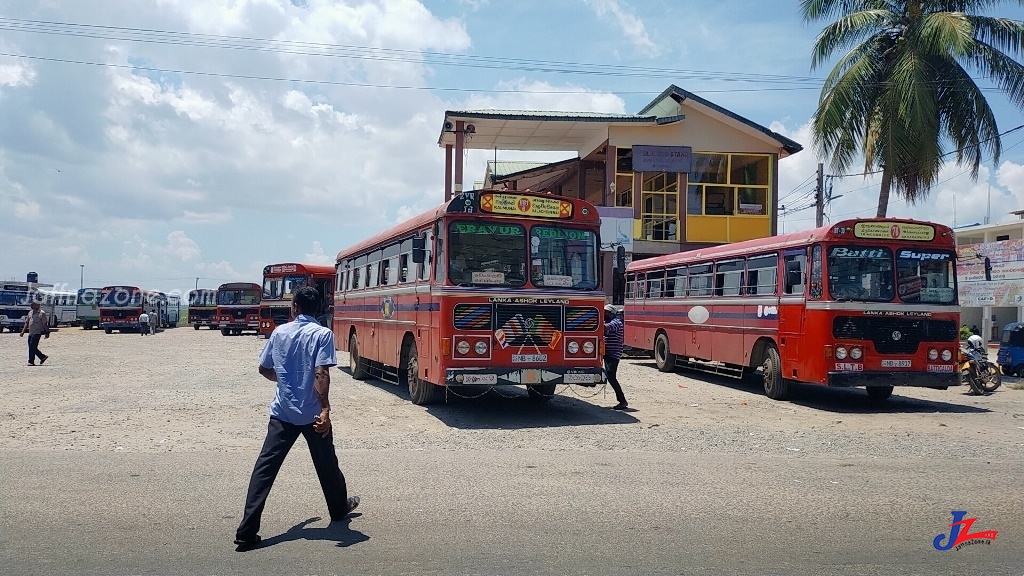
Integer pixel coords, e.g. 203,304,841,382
436,84,803,302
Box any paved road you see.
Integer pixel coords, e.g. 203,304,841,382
2,449,1021,575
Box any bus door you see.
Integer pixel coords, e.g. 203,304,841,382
315,277,333,331
778,250,807,378
412,232,432,368
423,227,441,383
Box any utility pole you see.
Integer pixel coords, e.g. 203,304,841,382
195,277,199,291
79,264,84,290
815,162,824,227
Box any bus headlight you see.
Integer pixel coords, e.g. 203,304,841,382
941,349,952,361
835,346,848,360
474,340,488,355
456,340,471,355
850,347,862,360
928,348,939,360
567,341,580,354
583,341,595,355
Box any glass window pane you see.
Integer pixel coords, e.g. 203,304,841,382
737,188,768,215
704,186,734,215
691,153,728,184
730,155,770,185
687,185,703,215
616,148,633,172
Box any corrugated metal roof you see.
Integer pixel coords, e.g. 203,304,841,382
487,161,549,178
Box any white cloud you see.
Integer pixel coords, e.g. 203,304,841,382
304,241,334,265
583,0,660,57
13,200,40,219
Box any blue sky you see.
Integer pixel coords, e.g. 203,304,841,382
3,0,1024,296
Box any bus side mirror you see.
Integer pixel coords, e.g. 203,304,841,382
412,237,426,264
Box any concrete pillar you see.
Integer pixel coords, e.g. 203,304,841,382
454,121,465,197
983,305,993,344
444,145,453,202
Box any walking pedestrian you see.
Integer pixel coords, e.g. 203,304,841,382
139,312,150,336
20,300,49,366
603,304,628,410
234,286,358,550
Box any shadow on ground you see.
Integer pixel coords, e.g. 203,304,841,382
239,516,369,551
630,361,992,415
338,367,639,429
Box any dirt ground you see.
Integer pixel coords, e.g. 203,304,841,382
3,326,1023,462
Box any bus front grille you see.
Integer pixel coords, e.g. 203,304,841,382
232,308,258,319
832,316,958,355
494,304,562,347
453,304,492,330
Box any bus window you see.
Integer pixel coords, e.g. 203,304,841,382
352,267,362,290
827,246,893,302
688,264,713,297
714,260,744,296
665,268,678,297
399,254,409,283
783,252,806,295
671,267,687,297
746,255,778,296
380,259,391,286
434,226,445,284
625,273,636,299
647,270,664,298
810,245,823,299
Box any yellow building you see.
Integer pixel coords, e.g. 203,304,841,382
438,84,802,301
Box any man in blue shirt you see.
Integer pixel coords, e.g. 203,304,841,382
235,286,359,549
604,305,628,410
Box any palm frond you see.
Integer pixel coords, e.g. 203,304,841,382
916,11,975,56
810,9,893,68
967,15,1024,56
962,38,1024,107
801,0,884,22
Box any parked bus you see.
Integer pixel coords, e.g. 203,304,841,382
188,288,219,330
624,218,960,401
38,289,78,326
77,287,102,329
216,282,261,335
259,264,335,337
165,293,181,327
99,285,160,334
0,279,54,332
334,189,606,405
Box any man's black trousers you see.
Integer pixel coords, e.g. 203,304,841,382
236,416,348,540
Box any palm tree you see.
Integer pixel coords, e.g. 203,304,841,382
801,0,1024,217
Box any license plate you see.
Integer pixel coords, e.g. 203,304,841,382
835,362,863,372
927,364,955,373
513,354,547,363
881,359,912,368
463,373,497,385
564,373,594,384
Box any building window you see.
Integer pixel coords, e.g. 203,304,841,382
640,171,678,241
614,148,633,208
687,153,770,216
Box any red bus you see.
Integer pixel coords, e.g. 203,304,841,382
216,282,262,336
188,288,219,330
259,263,335,337
624,219,960,401
334,189,606,405
99,285,161,334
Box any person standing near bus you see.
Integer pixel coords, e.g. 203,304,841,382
235,286,359,550
603,305,628,410
139,311,150,336
20,300,49,366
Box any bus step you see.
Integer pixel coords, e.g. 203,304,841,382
680,358,745,380
367,361,400,385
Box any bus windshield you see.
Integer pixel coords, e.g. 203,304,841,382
530,226,599,289
102,291,142,307
896,249,956,304
189,290,216,307
0,291,30,306
77,289,99,305
827,246,894,302
218,290,261,305
448,221,527,286
263,275,308,299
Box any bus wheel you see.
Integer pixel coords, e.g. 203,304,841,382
762,345,790,400
193,324,200,330
654,332,676,372
349,334,369,380
104,328,112,335
866,386,894,401
405,341,441,405
220,328,230,336
527,383,556,401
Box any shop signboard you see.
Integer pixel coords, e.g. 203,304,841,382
632,145,692,173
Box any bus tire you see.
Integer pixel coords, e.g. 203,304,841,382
762,345,790,400
404,340,440,405
221,328,230,336
194,324,200,330
104,328,112,334
527,383,557,401
654,332,675,372
866,386,893,401
349,334,369,380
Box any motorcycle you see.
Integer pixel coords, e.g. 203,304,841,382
960,345,1002,395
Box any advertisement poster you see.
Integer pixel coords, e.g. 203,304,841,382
957,239,1024,305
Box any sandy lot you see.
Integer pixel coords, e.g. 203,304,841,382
3,326,1023,461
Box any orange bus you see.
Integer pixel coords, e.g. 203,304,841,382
99,285,161,334
334,189,606,405
259,263,335,337
216,282,262,336
624,218,960,401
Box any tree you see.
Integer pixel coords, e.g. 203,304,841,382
801,0,1024,217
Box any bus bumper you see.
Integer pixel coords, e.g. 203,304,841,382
827,371,958,389
100,322,140,330
222,322,258,330
445,367,605,386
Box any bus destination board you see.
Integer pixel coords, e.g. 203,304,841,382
854,222,934,241
479,193,573,219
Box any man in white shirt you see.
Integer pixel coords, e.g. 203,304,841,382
139,312,150,336
20,301,49,365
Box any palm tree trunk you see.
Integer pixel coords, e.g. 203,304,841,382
876,167,892,218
